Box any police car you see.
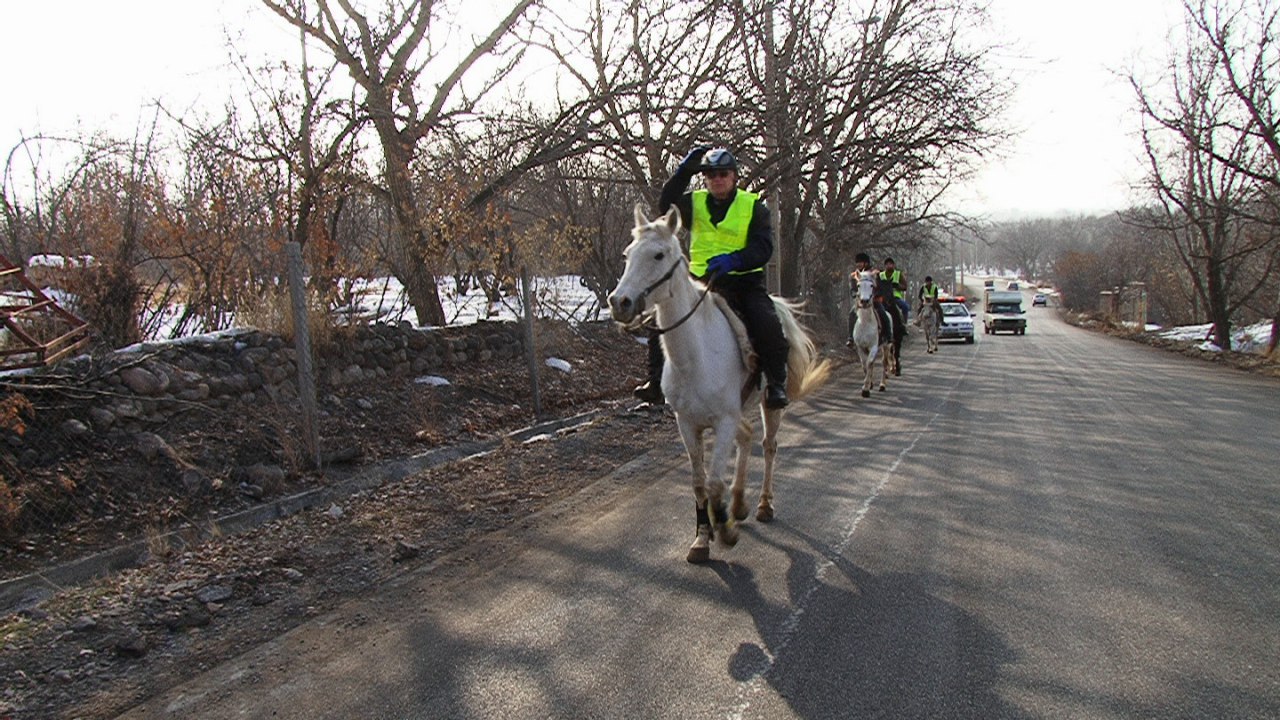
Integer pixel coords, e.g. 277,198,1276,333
936,295,975,343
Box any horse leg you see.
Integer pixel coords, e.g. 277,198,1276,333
676,420,713,563
893,335,903,376
861,346,876,398
707,417,740,548
730,420,752,521
879,343,889,391
758,407,782,522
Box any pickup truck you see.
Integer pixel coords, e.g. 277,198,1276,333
983,290,1026,335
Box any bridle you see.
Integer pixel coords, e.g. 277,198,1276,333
855,273,875,309
629,255,716,335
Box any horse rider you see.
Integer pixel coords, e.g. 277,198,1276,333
848,252,898,345
632,145,791,410
916,274,947,330
880,257,910,328
916,274,940,327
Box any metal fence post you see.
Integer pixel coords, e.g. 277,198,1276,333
519,266,543,420
285,242,321,469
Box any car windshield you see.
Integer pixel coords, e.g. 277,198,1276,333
941,304,969,317
989,303,1020,313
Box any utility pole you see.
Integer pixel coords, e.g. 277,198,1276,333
763,0,782,295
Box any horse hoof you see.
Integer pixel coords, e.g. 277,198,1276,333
731,503,749,522
686,546,711,563
879,386,886,392
756,506,774,523
718,522,739,547
861,389,870,398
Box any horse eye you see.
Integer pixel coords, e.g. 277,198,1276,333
655,252,665,261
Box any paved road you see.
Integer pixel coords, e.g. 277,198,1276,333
119,308,1280,719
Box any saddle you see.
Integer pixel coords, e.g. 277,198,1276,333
710,292,757,374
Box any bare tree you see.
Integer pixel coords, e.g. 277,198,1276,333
260,0,539,327
1132,1,1279,349
1182,0,1280,348
180,26,367,300
734,0,1012,297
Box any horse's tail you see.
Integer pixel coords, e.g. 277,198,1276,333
772,297,831,402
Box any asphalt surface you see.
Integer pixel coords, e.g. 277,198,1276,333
117,305,1280,719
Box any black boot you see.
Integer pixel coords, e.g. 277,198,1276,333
633,331,665,404
765,382,789,409
633,380,664,404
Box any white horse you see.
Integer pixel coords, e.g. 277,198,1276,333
850,270,893,397
918,296,940,353
608,205,830,563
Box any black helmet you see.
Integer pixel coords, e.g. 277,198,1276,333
701,148,738,172
855,252,871,264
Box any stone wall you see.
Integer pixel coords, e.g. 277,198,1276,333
51,321,525,434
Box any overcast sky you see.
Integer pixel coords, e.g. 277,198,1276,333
1,0,1186,219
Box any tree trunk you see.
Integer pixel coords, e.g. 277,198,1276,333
1207,260,1232,350
371,106,446,327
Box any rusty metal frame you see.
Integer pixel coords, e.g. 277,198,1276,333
0,254,92,370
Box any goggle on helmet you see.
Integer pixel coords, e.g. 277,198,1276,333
701,148,738,173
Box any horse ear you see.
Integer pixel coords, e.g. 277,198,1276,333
663,206,681,233
634,203,650,227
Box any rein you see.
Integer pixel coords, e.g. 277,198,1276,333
635,257,716,336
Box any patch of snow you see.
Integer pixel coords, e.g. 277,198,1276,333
1158,320,1272,353
522,433,553,444
545,357,572,373
414,375,451,386
27,254,94,268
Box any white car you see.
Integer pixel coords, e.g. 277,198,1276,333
937,301,975,343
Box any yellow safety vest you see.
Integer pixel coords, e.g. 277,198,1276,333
879,269,904,299
921,283,938,299
689,189,762,277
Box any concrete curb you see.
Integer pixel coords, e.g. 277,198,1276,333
0,410,603,614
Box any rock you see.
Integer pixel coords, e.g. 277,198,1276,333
326,503,344,520
180,469,207,494
69,616,99,633
134,433,192,469
60,418,90,436
355,398,375,410
113,631,150,658
163,579,197,596
175,384,210,401
120,366,168,396
239,463,285,489
391,540,421,563
238,482,264,499
195,585,233,604
161,603,211,631
87,407,116,429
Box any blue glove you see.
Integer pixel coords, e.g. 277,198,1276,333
677,145,712,174
705,253,741,277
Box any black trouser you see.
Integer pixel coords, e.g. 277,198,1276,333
646,273,789,387
883,301,903,341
